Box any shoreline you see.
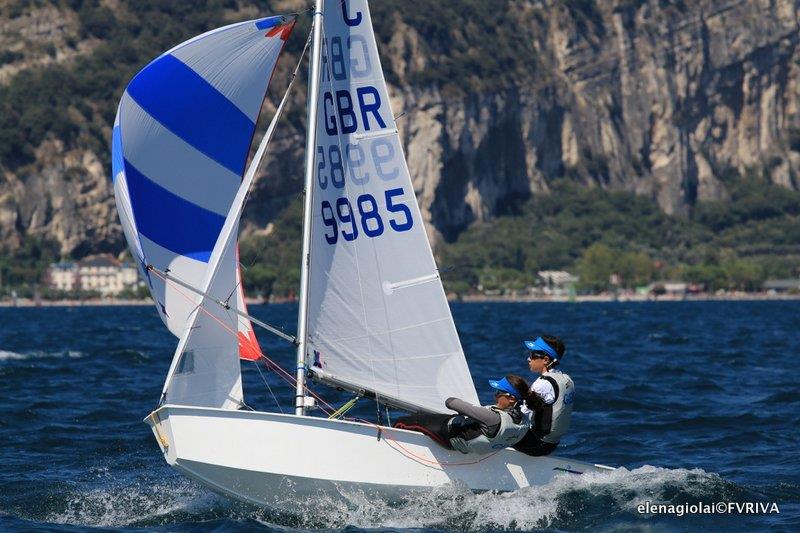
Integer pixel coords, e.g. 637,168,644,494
2,292,799,307
456,292,800,303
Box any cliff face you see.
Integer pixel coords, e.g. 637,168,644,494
386,0,800,242
2,0,800,254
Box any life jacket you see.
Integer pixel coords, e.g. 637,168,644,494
450,406,529,454
533,371,574,444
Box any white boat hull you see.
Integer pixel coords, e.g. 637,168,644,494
146,405,613,507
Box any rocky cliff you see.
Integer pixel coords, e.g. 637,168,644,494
387,0,800,242
2,0,800,254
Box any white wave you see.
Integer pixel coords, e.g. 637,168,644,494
0,349,84,362
45,478,221,528
0,350,26,361
37,465,733,530
261,465,732,531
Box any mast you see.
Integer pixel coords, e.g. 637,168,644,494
295,0,324,416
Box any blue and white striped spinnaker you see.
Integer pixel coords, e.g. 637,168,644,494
112,15,295,362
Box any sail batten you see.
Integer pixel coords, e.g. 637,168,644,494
305,0,478,414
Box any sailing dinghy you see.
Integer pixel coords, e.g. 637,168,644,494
112,0,613,507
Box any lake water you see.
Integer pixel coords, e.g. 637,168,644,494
0,301,798,531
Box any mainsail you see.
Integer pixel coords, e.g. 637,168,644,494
112,15,295,361
304,0,479,413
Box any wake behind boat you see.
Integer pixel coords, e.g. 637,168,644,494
112,0,613,507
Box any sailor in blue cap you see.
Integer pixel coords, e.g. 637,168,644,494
393,375,532,454
513,335,575,456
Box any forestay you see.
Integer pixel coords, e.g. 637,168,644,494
305,0,478,413
112,16,295,361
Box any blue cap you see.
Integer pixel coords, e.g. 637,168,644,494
523,336,559,360
489,377,522,401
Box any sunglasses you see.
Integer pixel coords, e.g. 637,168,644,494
526,350,548,361
494,391,516,400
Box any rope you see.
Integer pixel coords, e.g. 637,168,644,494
153,258,501,466
254,358,284,414
351,417,502,467
148,267,240,338
328,395,359,419
148,266,337,414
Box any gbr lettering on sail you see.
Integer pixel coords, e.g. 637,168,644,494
316,1,413,245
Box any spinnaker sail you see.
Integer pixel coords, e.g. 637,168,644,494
112,15,296,361
303,0,479,413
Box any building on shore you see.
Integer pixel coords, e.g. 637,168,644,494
763,279,800,293
536,270,578,296
46,254,142,297
651,281,688,295
48,262,79,292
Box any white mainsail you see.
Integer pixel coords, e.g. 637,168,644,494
304,0,479,413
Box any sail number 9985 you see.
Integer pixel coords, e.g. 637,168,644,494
321,188,413,244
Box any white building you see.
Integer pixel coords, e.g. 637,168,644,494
47,254,142,297
537,270,578,295
648,280,688,295
49,262,78,292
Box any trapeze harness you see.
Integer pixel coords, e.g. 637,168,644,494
450,406,529,454
534,371,574,444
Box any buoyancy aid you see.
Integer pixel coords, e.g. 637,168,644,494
450,406,529,454
536,371,574,444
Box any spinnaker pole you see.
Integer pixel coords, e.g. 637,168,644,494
295,0,324,416
146,264,297,345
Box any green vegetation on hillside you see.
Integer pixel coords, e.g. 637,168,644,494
230,172,800,298
9,173,796,298
438,175,800,294
0,0,289,170
0,235,60,297
370,0,537,93
239,199,304,299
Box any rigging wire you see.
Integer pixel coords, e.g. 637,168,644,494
253,358,284,413
146,264,297,344
241,29,314,279
152,263,499,467
148,265,337,416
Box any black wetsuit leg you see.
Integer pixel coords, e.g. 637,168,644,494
512,430,558,456
393,413,454,448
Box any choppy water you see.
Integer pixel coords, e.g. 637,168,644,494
0,301,798,531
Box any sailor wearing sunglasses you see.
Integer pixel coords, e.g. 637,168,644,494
513,335,575,456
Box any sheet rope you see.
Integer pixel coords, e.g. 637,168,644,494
151,264,501,467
